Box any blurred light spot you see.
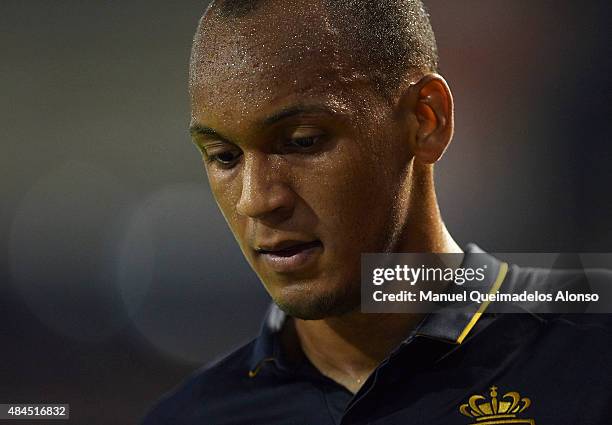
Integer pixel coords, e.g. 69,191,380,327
116,182,268,365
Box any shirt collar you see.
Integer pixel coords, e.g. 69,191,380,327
248,243,509,375
414,243,509,344
248,302,287,374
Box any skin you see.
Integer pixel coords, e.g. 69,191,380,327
189,0,461,394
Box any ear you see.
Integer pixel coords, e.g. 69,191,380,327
399,73,454,164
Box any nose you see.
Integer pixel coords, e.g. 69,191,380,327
236,152,295,222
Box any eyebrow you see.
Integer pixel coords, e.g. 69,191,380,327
189,124,226,140
261,105,338,126
189,104,343,142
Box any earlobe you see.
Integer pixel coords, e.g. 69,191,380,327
409,74,454,164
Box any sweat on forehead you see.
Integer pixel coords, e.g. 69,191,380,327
189,0,439,97
188,0,377,129
189,0,362,92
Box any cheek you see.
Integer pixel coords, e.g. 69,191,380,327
295,137,397,245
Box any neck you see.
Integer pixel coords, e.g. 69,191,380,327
292,162,462,394
292,311,422,393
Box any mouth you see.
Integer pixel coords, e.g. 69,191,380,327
254,240,323,273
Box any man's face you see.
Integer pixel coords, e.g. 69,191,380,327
190,1,413,319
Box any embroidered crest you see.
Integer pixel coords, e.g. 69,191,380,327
459,386,535,425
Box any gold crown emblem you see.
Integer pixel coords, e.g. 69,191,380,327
459,386,535,425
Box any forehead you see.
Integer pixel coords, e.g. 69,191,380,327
189,0,371,129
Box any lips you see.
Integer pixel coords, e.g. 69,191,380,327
254,240,323,273
256,240,322,256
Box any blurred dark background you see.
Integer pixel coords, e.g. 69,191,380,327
1,1,610,423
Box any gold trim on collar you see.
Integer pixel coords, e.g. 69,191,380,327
456,262,509,344
248,357,276,378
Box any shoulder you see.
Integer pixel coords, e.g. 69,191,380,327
141,339,256,425
496,261,612,338
474,260,612,365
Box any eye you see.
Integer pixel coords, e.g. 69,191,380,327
287,134,324,152
205,148,243,169
291,136,318,148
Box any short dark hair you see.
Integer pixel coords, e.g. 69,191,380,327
203,0,438,95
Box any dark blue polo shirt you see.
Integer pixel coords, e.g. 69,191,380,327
142,244,612,425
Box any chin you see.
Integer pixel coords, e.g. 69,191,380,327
271,280,360,320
